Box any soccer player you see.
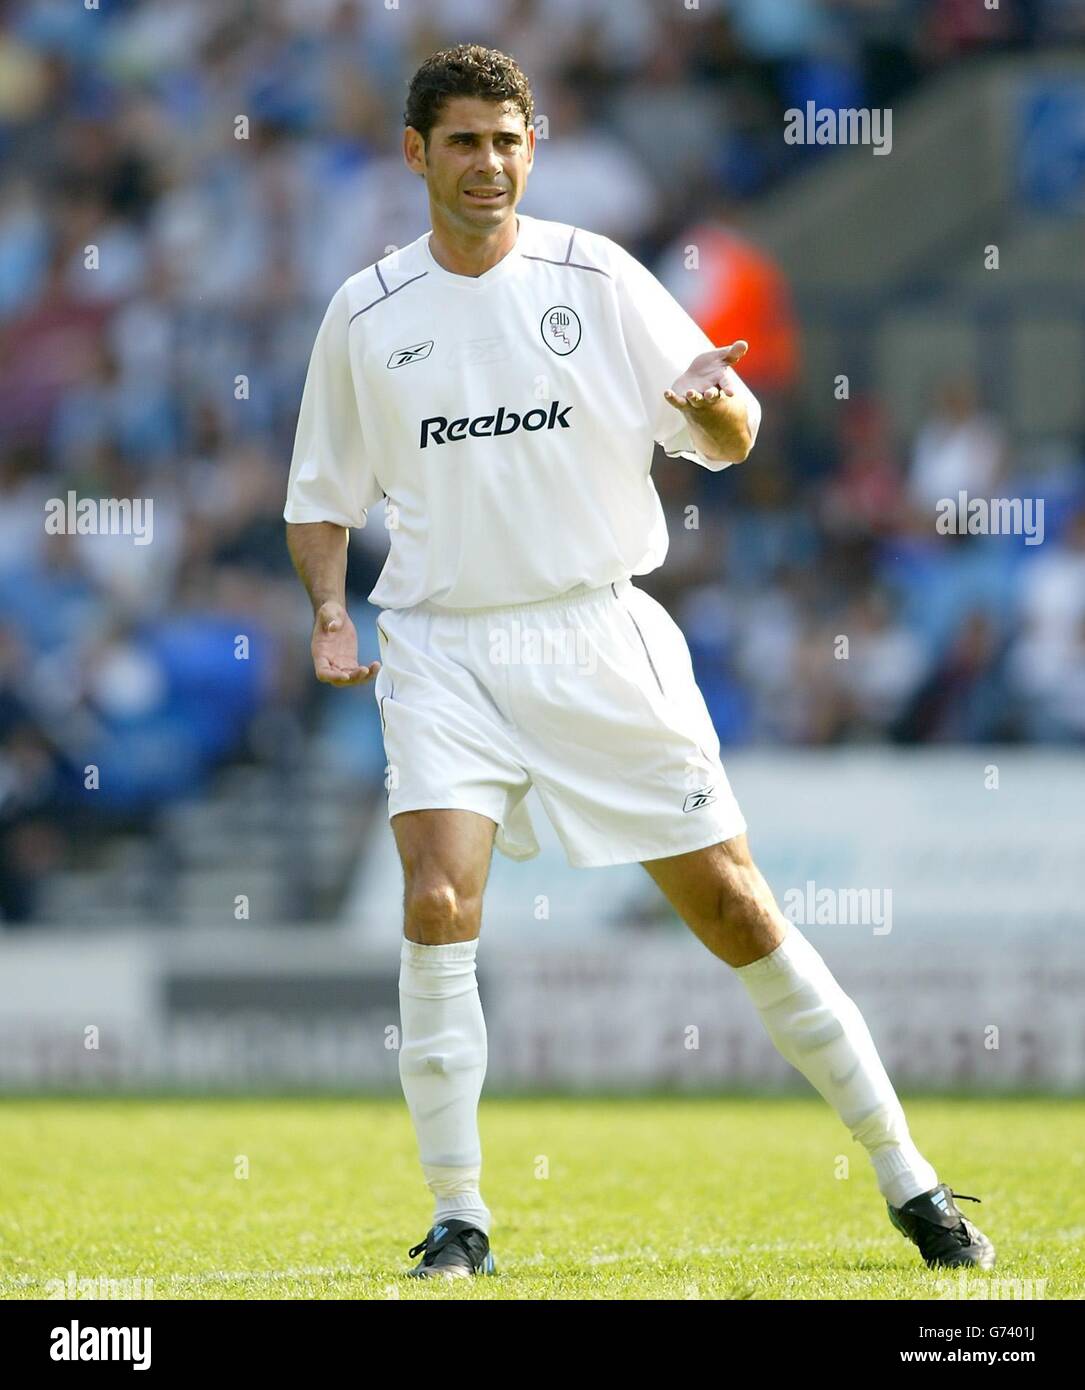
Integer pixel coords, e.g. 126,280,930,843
284,45,993,1280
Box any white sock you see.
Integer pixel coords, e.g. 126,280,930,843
733,924,939,1207
398,938,492,1236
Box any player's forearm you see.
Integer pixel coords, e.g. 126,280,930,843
685,394,754,464
286,521,349,614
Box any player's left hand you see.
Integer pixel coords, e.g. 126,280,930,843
664,341,748,412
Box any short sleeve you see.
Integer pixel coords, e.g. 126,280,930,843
284,286,382,527
613,243,761,472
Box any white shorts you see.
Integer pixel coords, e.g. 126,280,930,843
372,577,746,868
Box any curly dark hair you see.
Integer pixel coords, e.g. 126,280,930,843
404,44,535,146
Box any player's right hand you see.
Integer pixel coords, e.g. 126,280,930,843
311,601,380,686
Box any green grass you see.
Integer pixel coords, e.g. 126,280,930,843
1,1097,1081,1299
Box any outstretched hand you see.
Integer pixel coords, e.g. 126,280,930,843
664,340,749,413
311,601,379,686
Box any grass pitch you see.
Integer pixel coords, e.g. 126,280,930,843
1,1096,1081,1300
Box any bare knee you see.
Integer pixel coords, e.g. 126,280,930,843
404,881,481,944
716,837,759,898
644,832,787,966
393,810,493,944
713,864,764,933
698,842,787,964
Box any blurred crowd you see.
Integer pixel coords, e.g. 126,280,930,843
1,0,1084,920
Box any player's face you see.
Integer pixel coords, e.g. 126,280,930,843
408,97,534,232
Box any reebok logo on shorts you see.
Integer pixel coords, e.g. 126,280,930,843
420,400,572,448
683,786,717,812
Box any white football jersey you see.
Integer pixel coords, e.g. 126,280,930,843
284,213,761,610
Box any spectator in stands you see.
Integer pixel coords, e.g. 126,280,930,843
908,376,1007,515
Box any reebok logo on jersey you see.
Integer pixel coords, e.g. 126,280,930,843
420,400,572,448
388,340,434,369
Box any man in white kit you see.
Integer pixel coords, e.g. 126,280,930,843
284,44,993,1280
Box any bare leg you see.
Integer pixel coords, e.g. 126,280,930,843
642,831,788,966
393,808,496,944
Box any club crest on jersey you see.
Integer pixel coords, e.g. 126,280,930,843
387,340,434,369
683,786,717,813
541,305,581,356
